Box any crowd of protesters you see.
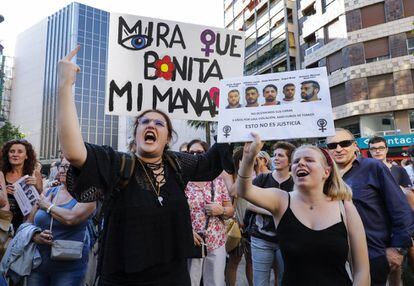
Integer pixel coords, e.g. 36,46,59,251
0,47,410,286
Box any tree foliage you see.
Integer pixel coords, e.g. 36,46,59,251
0,121,25,148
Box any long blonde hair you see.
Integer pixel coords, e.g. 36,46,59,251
293,145,352,201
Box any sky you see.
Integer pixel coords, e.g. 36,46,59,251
0,0,224,56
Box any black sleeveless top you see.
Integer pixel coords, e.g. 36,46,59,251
6,179,24,231
277,194,352,286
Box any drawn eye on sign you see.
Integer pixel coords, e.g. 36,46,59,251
118,17,153,50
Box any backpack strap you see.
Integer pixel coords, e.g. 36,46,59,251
93,152,136,285
118,153,137,189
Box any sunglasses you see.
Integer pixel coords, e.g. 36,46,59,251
138,117,166,127
326,140,354,150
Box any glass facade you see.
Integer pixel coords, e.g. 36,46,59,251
40,3,118,161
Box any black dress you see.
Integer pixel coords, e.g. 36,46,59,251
277,194,352,286
67,143,233,286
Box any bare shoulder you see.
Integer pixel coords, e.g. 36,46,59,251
274,190,290,217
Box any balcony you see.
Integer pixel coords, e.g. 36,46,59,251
245,40,286,75
305,42,321,56
245,42,258,57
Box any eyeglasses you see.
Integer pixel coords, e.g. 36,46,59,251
369,146,387,152
190,150,205,155
138,117,166,127
326,140,354,150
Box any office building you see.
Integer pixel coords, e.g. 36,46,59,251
11,2,118,162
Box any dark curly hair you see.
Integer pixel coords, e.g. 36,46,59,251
1,139,37,176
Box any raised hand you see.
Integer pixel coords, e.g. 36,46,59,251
243,132,264,162
58,45,81,88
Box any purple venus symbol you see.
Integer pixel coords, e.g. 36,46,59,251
200,29,216,57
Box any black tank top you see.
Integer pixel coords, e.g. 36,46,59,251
6,179,24,231
277,193,352,286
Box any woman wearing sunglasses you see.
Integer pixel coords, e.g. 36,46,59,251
26,158,96,286
56,46,233,285
236,133,370,286
185,139,234,286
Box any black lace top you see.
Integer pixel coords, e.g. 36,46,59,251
66,142,233,278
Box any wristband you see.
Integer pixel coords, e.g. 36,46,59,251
46,204,55,214
237,173,251,179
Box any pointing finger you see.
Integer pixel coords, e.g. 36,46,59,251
63,45,80,61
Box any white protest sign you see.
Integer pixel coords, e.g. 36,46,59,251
217,67,335,142
13,175,39,216
106,13,245,121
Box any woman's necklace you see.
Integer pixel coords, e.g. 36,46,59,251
137,158,165,206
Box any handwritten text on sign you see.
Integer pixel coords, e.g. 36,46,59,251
106,14,245,121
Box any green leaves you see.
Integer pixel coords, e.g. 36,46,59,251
0,121,25,147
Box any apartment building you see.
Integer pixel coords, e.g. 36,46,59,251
224,0,300,75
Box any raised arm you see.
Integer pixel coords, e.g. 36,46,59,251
57,45,87,168
236,133,283,215
344,201,370,286
177,142,234,183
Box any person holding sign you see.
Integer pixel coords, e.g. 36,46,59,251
236,133,370,286
56,46,234,285
245,87,259,107
0,139,43,231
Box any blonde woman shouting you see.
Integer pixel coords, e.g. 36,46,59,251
236,133,370,286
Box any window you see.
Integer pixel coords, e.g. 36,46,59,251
306,62,318,69
330,84,346,107
304,33,316,48
403,0,414,17
407,35,414,55
325,18,342,43
327,51,343,73
335,117,360,137
364,37,389,63
361,3,385,28
322,0,336,13
367,73,394,99
287,8,293,23
409,110,414,131
360,113,395,137
302,4,316,17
